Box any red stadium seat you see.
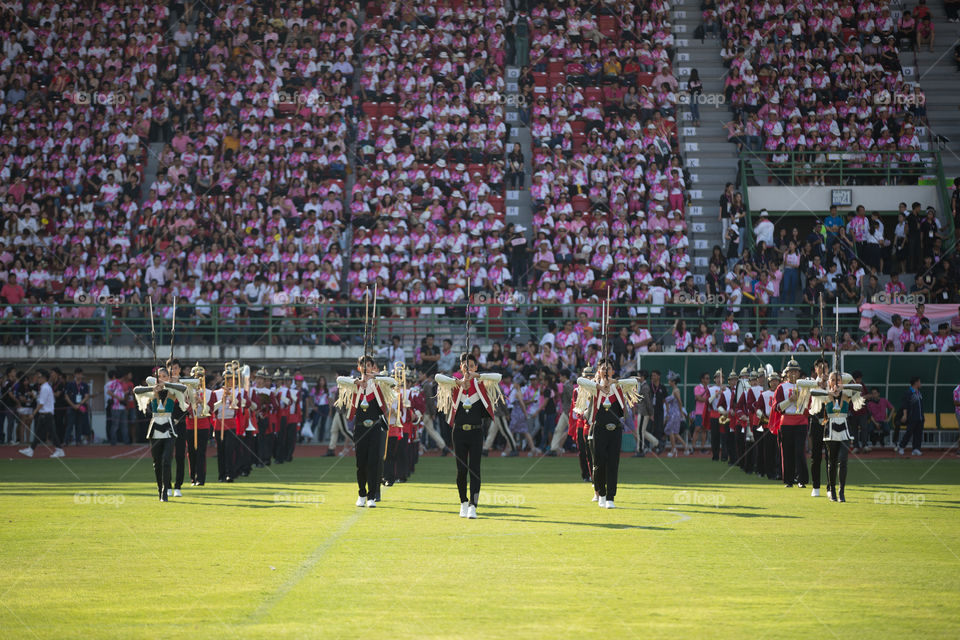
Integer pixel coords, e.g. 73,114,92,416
532,72,548,87
597,16,619,39
361,102,379,118
572,133,586,152
636,72,655,87
603,85,624,105
379,102,398,118
488,196,505,213
547,60,566,74
466,164,485,177
548,72,566,88
584,86,603,104
570,120,586,135
571,195,590,212
277,101,297,115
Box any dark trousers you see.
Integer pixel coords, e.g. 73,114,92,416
396,437,409,480
453,426,483,506
67,409,91,444
742,428,759,473
577,430,592,480
899,419,923,451
217,430,239,481
765,430,781,479
151,437,175,491
258,421,274,465
734,429,747,469
723,429,736,464
240,433,256,473
809,418,825,489
31,413,58,448
173,427,186,489
593,425,622,500
825,441,849,492
710,418,721,460
385,435,400,484
187,429,209,485
284,421,298,461
779,423,808,485
354,423,384,498
275,417,288,463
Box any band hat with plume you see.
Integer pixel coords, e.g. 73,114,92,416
783,359,802,373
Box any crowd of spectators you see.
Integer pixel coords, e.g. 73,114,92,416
703,0,932,186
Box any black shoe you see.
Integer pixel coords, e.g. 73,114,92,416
546,450,558,457
275,459,284,464
482,449,489,457
383,481,393,487
441,447,450,457
506,450,519,457
225,476,233,483
324,449,336,457
797,482,805,488
633,451,644,458
784,483,793,488
582,476,591,482
160,488,168,502
838,489,845,503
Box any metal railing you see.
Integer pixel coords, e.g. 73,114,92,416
738,149,942,191
0,302,866,350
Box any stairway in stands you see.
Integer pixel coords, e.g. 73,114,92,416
505,65,533,236
912,3,960,187
672,0,737,282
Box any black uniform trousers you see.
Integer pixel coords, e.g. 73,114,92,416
452,425,483,505
825,440,849,492
216,429,240,481
764,430,781,479
274,417,288,463
256,417,272,466
385,435,400,484
779,422,808,485
173,420,187,489
284,420,298,461
710,418,722,461
151,437,175,491
354,421,385,498
396,437,409,481
723,428,736,465
187,428,209,485
593,425,623,500
734,428,747,469
577,429,592,480
809,417,825,489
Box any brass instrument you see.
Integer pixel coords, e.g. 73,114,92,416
184,362,209,447
718,413,730,426
385,361,406,461
220,360,240,436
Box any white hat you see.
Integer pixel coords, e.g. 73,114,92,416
759,209,769,217
437,159,446,167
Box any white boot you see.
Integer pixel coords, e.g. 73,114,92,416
355,496,366,507
459,502,469,518
605,500,616,509
598,496,607,508
467,504,477,519
811,488,820,497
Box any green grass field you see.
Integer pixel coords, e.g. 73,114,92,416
1,453,958,639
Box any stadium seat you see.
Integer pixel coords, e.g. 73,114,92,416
571,195,590,212
938,414,958,429
488,196,505,214
570,120,586,135
379,102,398,118
636,72,655,87
361,102,379,118
584,86,603,104
547,60,566,74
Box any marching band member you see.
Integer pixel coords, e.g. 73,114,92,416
210,366,241,483
335,355,397,507
822,372,855,502
716,370,738,466
279,369,301,463
707,369,724,461
772,359,810,488
384,386,404,487
435,353,504,519
135,367,187,502
759,369,781,480
236,371,257,478
252,368,273,468
185,364,212,487
574,359,640,509
166,358,187,497
733,367,752,470
746,369,765,474
808,358,830,497
571,366,595,485
400,370,426,481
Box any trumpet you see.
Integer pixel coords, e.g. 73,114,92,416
223,360,241,409
718,412,730,425
392,361,406,419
